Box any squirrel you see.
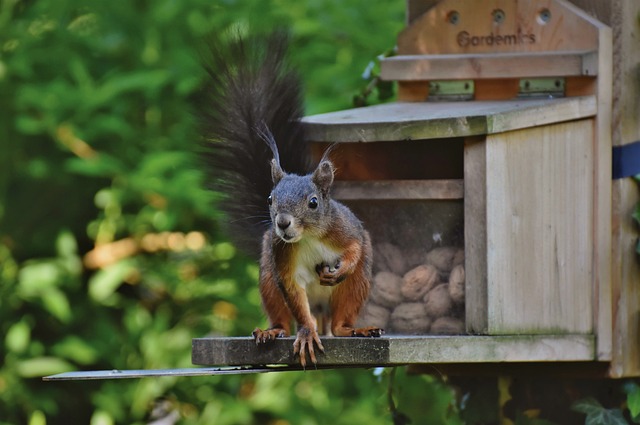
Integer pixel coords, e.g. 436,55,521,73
197,31,383,367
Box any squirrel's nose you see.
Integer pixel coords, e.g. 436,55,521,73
276,215,291,230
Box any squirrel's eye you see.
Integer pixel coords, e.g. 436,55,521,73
267,195,273,206
308,196,318,209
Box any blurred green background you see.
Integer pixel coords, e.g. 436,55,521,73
0,1,462,424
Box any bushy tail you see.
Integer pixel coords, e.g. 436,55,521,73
196,31,311,257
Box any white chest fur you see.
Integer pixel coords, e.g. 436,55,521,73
293,237,341,307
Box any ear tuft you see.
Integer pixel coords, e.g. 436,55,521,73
271,159,285,185
312,160,334,195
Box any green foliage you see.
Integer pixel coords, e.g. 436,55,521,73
383,367,461,425
352,48,396,108
0,0,466,424
572,397,628,425
624,381,640,423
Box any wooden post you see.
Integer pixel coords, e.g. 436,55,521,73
569,0,640,379
608,0,640,378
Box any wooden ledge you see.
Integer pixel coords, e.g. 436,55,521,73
192,335,595,367
302,96,596,142
380,50,598,81
332,179,464,200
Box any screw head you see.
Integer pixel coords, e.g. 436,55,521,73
538,8,551,24
492,9,505,24
447,10,460,25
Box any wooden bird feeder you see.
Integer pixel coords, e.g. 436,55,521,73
305,0,614,346
193,0,623,372
47,0,640,381
194,0,636,379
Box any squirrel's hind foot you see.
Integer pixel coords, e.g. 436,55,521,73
351,327,385,338
332,325,384,338
252,327,288,344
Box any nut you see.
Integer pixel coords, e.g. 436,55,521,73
356,303,390,330
425,246,458,274
431,316,465,334
390,303,431,334
401,264,438,301
448,264,465,304
423,283,453,318
453,248,465,267
369,271,404,309
374,243,408,275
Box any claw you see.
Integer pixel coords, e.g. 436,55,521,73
253,327,288,345
351,327,385,338
293,327,323,368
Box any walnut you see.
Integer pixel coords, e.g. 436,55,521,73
430,317,465,334
390,303,431,334
423,283,453,318
401,264,438,302
369,271,403,309
453,248,465,267
448,264,465,304
356,303,390,330
425,246,458,274
405,248,428,270
374,243,407,275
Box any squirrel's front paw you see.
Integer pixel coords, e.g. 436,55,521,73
293,326,324,368
315,260,346,286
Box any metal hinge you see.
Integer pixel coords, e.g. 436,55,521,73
428,80,474,101
518,78,565,98
426,78,566,101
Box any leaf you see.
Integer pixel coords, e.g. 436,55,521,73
5,320,31,353
90,410,115,425
41,287,72,323
18,261,63,295
56,230,78,258
572,398,628,425
587,409,628,425
633,203,640,225
88,260,135,303
572,397,604,415
624,381,640,422
52,335,99,365
89,70,170,108
16,356,75,378
28,410,46,425
65,153,126,178
15,114,48,135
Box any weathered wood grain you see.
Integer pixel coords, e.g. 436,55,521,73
397,0,600,56
331,180,464,200
302,96,596,143
191,335,596,366
484,120,595,334
609,0,640,377
464,137,488,333
381,51,598,81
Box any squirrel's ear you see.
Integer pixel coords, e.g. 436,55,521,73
312,160,334,195
271,159,285,185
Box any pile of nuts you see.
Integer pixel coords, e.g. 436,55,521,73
357,243,466,335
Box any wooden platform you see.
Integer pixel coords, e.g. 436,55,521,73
191,335,596,366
